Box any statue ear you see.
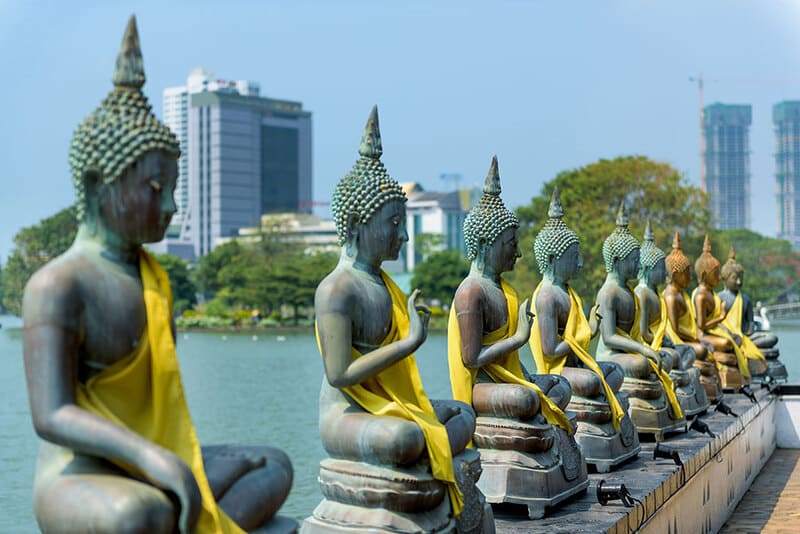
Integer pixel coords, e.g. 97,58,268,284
345,212,360,241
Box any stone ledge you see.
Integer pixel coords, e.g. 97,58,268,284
496,388,777,533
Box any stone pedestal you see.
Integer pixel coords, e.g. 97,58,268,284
620,376,686,441
760,347,788,382
714,351,748,391
301,450,492,534
670,367,709,417
474,416,588,519
567,391,640,473
694,358,724,403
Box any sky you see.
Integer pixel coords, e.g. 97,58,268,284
1,0,799,263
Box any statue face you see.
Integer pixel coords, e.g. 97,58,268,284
618,248,640,281
356,199,408,263
724,270,743,292
484,227,521,275
552,242,582,282
98,151,178,245
650,258,667,286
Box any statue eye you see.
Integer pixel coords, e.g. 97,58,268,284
149,180,163,192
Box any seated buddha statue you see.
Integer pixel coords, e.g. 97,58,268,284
529,189,639,473
448,160,587,519
634,221,709,417
692,236,749,391
717,247,774,380
22,17,294,534
595,203,685,440
307,106,487,534
662,232,723,403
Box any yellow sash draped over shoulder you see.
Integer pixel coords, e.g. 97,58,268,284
644,295,669,351
447,279,572,434
75,251,244,534
692,289,750,378
664,289,698,345
318,272,462,517
722,293,765,362
528,282,626,430
627,296,684,419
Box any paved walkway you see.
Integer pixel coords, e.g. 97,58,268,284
721,448,800,533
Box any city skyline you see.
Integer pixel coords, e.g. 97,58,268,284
1,1,799,262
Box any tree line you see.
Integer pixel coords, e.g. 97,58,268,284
3,156,799,320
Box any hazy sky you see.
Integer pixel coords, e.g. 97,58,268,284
1,1,799,262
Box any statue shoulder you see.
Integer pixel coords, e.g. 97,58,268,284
315,267,359,313
453,276,486,313
23,247,90,329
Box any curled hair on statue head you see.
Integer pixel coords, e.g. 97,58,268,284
463,155,519,260
534,187,580,274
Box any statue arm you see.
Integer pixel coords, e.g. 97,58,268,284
665,291,698,342
742,296,755,335
694,291,727,330
634,287,653,344
22,272,201,533
598,295,660,364
316,286,429,388
454,285,531,369
537,290,575,360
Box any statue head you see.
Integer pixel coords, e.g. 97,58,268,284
70,16,180,243
720,245,744,293
534,187,582,281
665,231,692,288
602,201,640,280
694,235,721,288
331,106,408,263
638,219,667,287
463,156,520,274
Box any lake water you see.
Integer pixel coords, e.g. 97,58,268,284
2,315,799,532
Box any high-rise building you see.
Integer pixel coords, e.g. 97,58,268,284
155,68,312,260
703,103,752,229
774,101,800,249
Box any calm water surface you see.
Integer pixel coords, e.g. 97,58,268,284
2,315,800,532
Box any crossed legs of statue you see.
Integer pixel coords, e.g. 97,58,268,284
33,442,291,533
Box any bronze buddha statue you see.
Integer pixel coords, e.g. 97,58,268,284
692,236,749,391
635,220,709,417
529,189,639,472
448,161,587,519
717,247,774,380
23,17,294,534
306,106,487,533
662,231,723,403
595,203,685,440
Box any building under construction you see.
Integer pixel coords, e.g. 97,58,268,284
703,103,752,229
774,101,800,249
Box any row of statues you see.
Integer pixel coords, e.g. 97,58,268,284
22,16,786,533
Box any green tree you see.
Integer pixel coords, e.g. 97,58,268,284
411,249,470,306
152,253,197,315
415,232,445,260
2,207,78,315
510,156,711,305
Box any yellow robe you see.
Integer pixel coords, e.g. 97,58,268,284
447,279,572,435
643,294,669,352
722,293,766,362
317,272,462,517
528,282,626,430
76,251,244,534
625,294,684,419
692,289,751,379
664,289,698,346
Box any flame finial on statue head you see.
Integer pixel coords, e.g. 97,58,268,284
602,199,639,273
112,15,145,89
534,186,579,274
463,155,518,260
639,218,665,272
721,244,744,279
695,234,721,284
358,105,383,159
666,230,690,276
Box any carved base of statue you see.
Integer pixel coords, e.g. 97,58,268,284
568,391,640,473
301,450,493,534
660,347,710,417
560,366,640,473
747,357,769,382
692,358,724,403
669,366,710,417
474,413,589,519
713,351,749,391
601,354,685,441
